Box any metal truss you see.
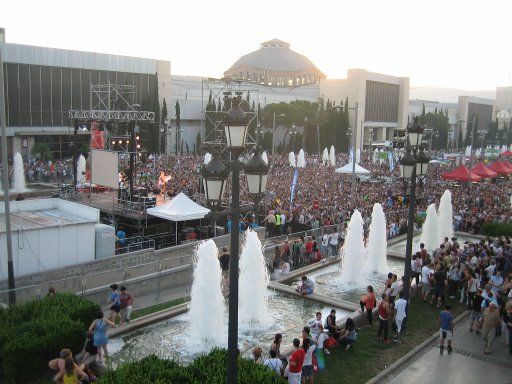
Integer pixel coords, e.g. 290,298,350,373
68,109,155,121
201,78,259,149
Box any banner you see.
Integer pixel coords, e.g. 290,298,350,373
388,151,395,173
290,168,299,204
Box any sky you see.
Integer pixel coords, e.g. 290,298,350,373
1,0,511,91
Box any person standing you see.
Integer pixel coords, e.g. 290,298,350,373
107,284,122,324
359,285,376,327
421,262,434,302
439,305,454,354
287,338,305,384
503,301,512,356
119,286,134,324
300,337,316,384
116,226,126,254
481,302,501,354
393,292,407,343
265,211,276,238
88,311,115,363
377,294,391,344
219,247,230,289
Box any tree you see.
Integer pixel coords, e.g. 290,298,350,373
31,142,52,161
161,99,168,124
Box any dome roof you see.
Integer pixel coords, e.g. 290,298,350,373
225,39,324,75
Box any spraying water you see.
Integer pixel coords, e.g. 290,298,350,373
329,145,336,166
438,190,454,241
297,149,306,168
77,155,86,185
420,204,439,253
187,240,226,348
12,152,27,193
262,151,268,164
239,230,270,328
366,203,389,275
322,148,328,165
288,152,296,168
339,209,366,288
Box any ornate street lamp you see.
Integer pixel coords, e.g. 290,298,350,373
399,117,429,305
202,94,268,384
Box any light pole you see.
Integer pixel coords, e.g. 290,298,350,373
201,96,269,384
290,124,297,152
456,119,465,152
163,118,169,154
272,112,285,155
399,117,430,304
333,102,358,209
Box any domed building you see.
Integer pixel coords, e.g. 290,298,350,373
223,39,325,87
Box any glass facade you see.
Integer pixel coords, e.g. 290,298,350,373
364,80,400,123
2,62,159,159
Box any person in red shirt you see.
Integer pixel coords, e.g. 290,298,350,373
287,338,305,384
304,238,314,265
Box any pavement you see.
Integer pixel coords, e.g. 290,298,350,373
378,314,512,384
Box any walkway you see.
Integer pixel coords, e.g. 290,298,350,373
379,315,512,384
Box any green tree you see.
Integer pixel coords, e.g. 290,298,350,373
31,142,52,161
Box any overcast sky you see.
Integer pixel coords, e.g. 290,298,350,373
1,0,511,91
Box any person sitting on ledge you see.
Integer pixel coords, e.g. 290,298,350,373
296,275,314,295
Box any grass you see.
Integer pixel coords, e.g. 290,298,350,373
315,296,467,384
129,297,188,321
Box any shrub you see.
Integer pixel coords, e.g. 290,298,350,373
97,349,285,384
0,293,100,383
480,223,512,237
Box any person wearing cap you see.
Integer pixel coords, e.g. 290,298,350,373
481,302,501,354
119,286,134,324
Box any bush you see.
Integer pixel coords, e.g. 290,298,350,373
0,293,100,383
97,349,285,384
480,223,512,237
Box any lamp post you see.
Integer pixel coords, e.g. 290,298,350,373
201,96,269,384
272,112,285,155
399,117,429,304
290,124,297,152
456,119,465,152
333,102,358,209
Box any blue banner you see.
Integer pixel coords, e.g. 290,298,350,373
388,151,395,172
290,168,299,204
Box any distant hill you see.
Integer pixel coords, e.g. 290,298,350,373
409,87,496,103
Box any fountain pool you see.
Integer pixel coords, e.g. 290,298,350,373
109,290,351,365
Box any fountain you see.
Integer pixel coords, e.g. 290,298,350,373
77,155,86,185
420,204,439,253
187,239,226,349
437,190,454,241
365,203,389,275
12,152,28,193
288,152,296,168
339,209,366,288
238,230,269,327
297,149,306,168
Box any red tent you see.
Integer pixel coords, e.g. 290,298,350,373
471,162,498,178
500,150,512,157
442,165,482,182
500,160,512,171
488,161,512,175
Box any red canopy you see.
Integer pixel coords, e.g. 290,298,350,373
500,150,512,157
488,161,512,175
442,165,482,182
501,160,512,171
471,162,498,178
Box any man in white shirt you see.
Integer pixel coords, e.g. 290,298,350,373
389,274,400,307
421,263,434,302
489,271,503,295
329,232,338,257
308,312,329,354
393,291,407,343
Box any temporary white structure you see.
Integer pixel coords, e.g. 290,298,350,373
335,162,370,174
147,192,210,221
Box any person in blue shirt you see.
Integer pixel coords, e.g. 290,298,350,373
116,226,126,254
107,284,122,324
439,305,454,354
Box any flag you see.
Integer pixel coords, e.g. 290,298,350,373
388,151,395,172
290,168,299,204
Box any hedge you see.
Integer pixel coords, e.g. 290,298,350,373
0,293,100,383
480,223,512,237
97,349,285,384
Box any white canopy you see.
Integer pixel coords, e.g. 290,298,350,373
147,192,210,221
335,162,371,174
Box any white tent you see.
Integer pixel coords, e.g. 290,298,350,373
335,162,371,174
147,192,210,221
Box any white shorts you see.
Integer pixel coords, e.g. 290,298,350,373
439,328,453,341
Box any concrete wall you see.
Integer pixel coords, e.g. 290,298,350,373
0,228,265,305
